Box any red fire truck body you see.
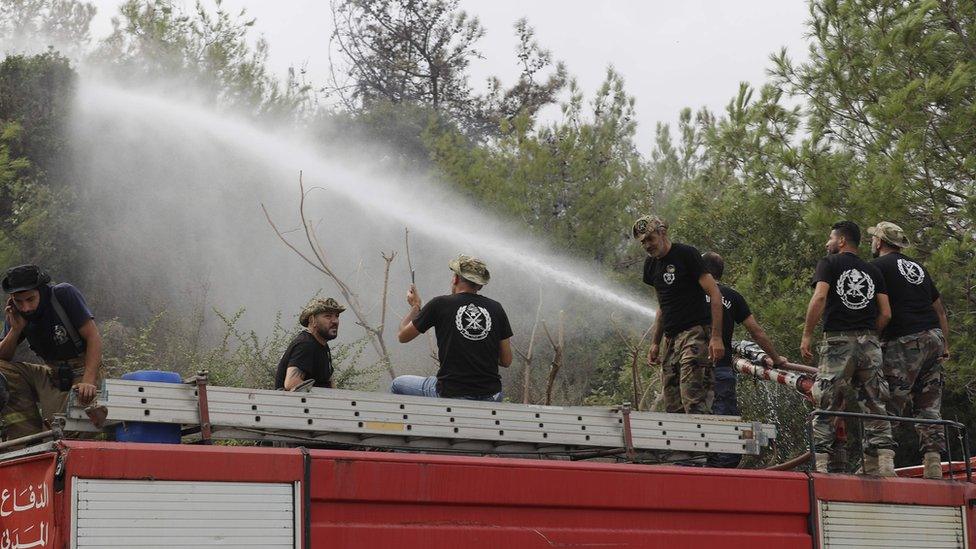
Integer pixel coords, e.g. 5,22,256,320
0,440,972,548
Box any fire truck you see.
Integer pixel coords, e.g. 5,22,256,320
0,360,971,548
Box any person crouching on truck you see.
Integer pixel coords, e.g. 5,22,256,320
700,251,788,468
392,254,513,402
275,298,345,390
0,264,102,441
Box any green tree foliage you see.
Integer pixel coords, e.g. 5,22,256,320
329,0,484,117
427,68,649,263
649,0,976,462
3,0,976,465
0,122,33,267
329,0,565,139
771,0,976,375
0,52,77,272
95,0,313,117
0,0,95,57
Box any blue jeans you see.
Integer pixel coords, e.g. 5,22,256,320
390,375,503,402
707,365,742,468
712,365,739,416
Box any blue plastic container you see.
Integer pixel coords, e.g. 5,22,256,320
115,370,183,444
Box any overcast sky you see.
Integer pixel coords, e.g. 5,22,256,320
85,1,812,151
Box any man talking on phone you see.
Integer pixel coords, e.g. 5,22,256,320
0,264,102,441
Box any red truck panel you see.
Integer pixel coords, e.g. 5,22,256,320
308,451,812,548
62,440,304,482
5,441,974,548
0,454,58,549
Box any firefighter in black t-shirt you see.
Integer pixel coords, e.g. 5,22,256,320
700,252,788,467
634,215,724,415
869,221,950,479
393,255,513,401
275,297,345,390
801,221,896,476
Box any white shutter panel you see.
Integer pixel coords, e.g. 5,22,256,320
72,478,299,548
820,500,967,549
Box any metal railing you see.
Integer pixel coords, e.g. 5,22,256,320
807,410,972,481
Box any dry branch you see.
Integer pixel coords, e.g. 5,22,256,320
542,310,565,406
403,227,439,368
263,172,397,378
513,288,543,404
610,314,653,410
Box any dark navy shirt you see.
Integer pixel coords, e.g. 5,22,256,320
2,283,94,362
709,285,752,369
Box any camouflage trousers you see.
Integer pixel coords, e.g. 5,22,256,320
0,357,91,442
811,331,894,455
883,328,946,454
661,325,712,415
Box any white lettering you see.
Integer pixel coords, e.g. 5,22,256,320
12,487,36,513
0,489,11,517
0,523,48,549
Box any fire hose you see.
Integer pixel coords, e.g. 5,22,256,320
731,341,840,471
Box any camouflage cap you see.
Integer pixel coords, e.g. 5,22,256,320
632,215,667,239
449,254,490,286
299,297,346,327
867,221,911,249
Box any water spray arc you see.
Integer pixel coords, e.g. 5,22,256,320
76,80,656,320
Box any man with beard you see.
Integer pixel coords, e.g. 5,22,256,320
275,297,345,390
869,221,950,479
392,254,513,401
801,221,895,476
636,215,725,416
1,264,102,441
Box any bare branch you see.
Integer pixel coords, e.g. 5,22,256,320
379,251,396,337
264,172,397,378
543,311,565,406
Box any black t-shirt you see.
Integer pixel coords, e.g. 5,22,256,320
1,283,94,362
413,292,513,398
871,252,941,340
643,242,709,337
709,284,752,369
811,252,887,332
274,331,334,389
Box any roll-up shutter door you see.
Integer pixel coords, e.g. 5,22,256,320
819,500,966,548
72,478,299,548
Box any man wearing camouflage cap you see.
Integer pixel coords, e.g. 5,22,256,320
393,254,513,401
634,215,725,416
870,221,950,479
274,297,345,390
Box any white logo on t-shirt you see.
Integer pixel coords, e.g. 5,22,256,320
836,269,875,310
53,325,69,345
455,304,492,341
705,295,733,309
897,258,925,285
663,264,676,285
